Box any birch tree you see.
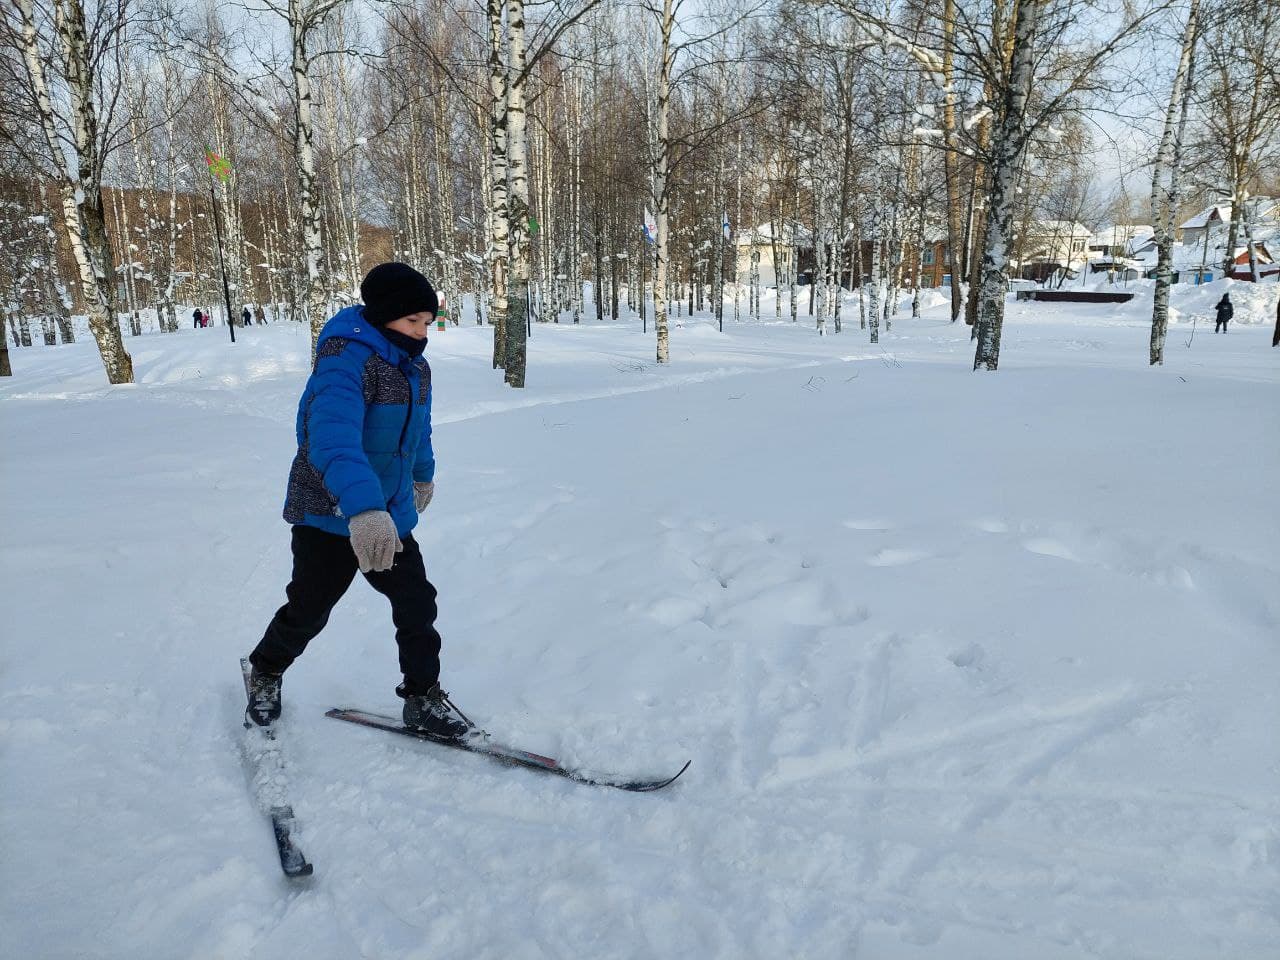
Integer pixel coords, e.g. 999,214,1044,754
970,0,1039,370
503,0,531,385
1149,0,1199,365
496,0,603,384
487,0,510,364
240,0,354,347
11,0,136,384
652,0,674,362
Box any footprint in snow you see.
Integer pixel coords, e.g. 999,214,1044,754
843,518,895,532
866,547,932,567
1022,538,1080,562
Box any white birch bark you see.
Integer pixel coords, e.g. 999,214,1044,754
973,0,1041,371
854,199,867,331
714,146,726,329
432,93,459,322
110,185,141,335
488,0,510,363
791,184,800,324
653,0,674,363
504,0,530,386
734,132,743,321
571,72,584,324
1149,0,1199,366
941,0,965,323
867,195,881,344
289,0,333,351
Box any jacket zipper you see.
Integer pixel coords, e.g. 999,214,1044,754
395,362,415,504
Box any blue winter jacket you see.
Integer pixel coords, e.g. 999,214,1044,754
283,305,434,538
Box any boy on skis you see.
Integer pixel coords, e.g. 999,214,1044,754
245,262,470,741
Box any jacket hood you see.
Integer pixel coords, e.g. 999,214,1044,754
316,305,416,366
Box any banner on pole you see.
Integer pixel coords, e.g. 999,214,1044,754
204,146,232,183
643,208,657,245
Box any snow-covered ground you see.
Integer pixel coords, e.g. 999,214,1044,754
2,281,1278,959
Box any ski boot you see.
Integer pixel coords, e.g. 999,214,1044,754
398,681,472,741
246,668,283,727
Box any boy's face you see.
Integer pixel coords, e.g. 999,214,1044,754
384,311,434,340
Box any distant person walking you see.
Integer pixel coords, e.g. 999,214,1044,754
256,304,267,325
193,308,203,329
1214,294,1233,333
242,306,253,326
1272,295,1279,348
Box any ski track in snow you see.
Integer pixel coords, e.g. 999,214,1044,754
2,287,1279,959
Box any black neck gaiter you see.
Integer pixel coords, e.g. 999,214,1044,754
379,326,427,358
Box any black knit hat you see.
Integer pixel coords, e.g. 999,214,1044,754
360,262,439,326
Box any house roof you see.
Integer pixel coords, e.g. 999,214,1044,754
1031,219,1092,237
1180,205,1231,231
1179,198,1280,231
1091,224,1154,246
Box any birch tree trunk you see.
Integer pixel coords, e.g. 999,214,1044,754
714,146,725,330
941,0,965,322
1242,214,1260,283
18,0,133,384
432,93,459,320
160,114,181,333
791,184,800,324
868,196,881,344
290,0,328,351
973,0,1040,371
36,183,77,342
571,72,584,324
965,112,992,333
487,0,509,357
504,0,530,386
734,132,743,322
653,0,674,363
1149,0,1198,366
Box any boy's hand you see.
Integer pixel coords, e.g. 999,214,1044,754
349,510,403,573
413,481,434,512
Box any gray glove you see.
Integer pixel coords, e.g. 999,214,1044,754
413,480,434,512
348,510,402,573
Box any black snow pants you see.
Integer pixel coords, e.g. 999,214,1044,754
250,524,442,687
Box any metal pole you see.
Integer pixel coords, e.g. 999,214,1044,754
209,183,236,344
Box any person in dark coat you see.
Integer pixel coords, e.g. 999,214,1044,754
1214,294,1233,333
193,308,203,329
242,306,252,326
245,263,470,742
1272,296,1279,348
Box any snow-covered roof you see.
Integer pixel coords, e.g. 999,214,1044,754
1180,205,1230,231
1091,224,1154,246
1178,198,1280,231
1032,219,1092,237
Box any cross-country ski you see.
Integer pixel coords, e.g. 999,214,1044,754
239,659,313,879
325,707,690,792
